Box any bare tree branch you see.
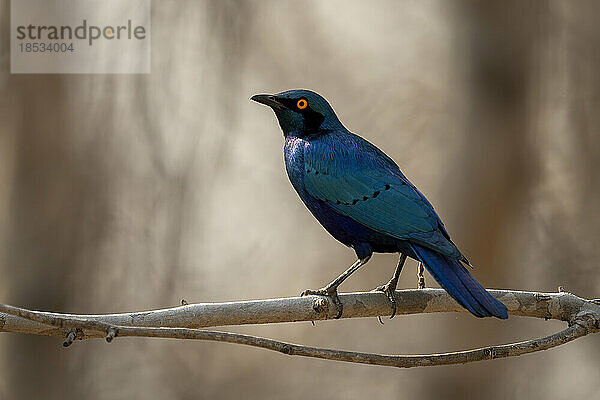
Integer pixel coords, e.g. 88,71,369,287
1,289,599,368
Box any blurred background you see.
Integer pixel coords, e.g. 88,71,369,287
1,0,599,399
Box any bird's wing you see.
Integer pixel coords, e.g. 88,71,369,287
303,136,462,259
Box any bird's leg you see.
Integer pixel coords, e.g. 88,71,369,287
417,262,425,289
374,253,408,319
301,256,371,319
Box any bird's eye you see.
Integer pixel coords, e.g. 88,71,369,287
296,99,308,110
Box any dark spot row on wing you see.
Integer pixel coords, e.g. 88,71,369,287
305,168,411,206
316,180,393,206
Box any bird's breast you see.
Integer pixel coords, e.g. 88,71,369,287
283,136,309,194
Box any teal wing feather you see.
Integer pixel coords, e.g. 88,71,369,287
303,134,462,259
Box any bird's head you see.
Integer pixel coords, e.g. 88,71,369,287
251,89,344,137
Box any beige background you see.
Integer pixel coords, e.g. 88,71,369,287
1,1,599,399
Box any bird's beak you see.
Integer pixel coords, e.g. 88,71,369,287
251,94,285,109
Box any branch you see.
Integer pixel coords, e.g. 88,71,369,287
1,289,599,368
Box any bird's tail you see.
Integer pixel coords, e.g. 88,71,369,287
409,243,508,319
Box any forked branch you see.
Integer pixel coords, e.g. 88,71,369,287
1,289,599,368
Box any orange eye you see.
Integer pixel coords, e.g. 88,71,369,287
297,99,308,110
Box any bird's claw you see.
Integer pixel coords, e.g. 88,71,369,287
375,282,397,319
301,287,343,319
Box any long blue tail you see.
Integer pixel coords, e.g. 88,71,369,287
409,244,508,319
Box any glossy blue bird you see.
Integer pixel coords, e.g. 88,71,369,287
251,89,508,320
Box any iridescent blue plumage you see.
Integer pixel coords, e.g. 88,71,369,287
252,89,508,319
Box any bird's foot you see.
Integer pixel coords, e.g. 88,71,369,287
417,262,426,289
301,287,343,319
374,280,398,319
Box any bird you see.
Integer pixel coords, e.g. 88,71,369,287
251,89,508,320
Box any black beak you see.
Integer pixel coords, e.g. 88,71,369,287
251,94,285,109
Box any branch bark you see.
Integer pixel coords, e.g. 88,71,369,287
1,289,599,368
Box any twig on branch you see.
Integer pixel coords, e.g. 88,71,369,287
1,289,599,368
